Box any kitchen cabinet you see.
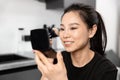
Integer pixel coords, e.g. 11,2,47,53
0,66,41,80
0,53,41,80
37,0,96,9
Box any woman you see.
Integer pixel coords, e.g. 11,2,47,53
34,3,118,80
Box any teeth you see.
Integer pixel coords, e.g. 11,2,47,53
64,42,73,44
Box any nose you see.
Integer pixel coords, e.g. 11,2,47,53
63,30,70,38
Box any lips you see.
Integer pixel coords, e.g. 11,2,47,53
63,41,74,47
64,41,73,44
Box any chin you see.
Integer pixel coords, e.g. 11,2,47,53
65,48,75,52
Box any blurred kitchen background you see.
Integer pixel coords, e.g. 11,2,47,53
0,0,120,80
0,0,120,56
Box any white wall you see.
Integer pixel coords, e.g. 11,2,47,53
0,0,63,54
118,1,120,57
96,0,119,54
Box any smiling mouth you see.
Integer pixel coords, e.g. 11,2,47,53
64,41,74,46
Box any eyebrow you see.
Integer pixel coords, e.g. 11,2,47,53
60,23,80,27
69,23,80,26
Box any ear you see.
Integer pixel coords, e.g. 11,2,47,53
88,24,97,38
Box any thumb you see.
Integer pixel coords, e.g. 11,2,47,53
56,51,64,65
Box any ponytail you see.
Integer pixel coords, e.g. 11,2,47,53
90,11,107,56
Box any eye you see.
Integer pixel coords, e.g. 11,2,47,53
59,27,64,31
70,27,77,30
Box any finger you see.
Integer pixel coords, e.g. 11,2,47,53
35,54,47,72
52,28,59,36
56,51,64,65
34,50,50,66
47,58,54,63
35,54,44,72
41,76,48,80
35,53,44,66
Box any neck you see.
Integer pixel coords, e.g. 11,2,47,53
71,49,94,67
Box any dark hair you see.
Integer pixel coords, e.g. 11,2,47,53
61,3,107,56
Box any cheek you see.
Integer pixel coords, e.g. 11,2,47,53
73,30,90,49
73,30,89,40
59,32,62,39
73,32,90,49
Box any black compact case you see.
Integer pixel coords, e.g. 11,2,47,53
30,29,50,52
30,29,56,58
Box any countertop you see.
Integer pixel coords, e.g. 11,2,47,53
0,51,36,72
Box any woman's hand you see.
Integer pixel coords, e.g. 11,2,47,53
52,27,59,36
34,50,68,80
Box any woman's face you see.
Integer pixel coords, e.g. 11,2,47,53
59,11,92,52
